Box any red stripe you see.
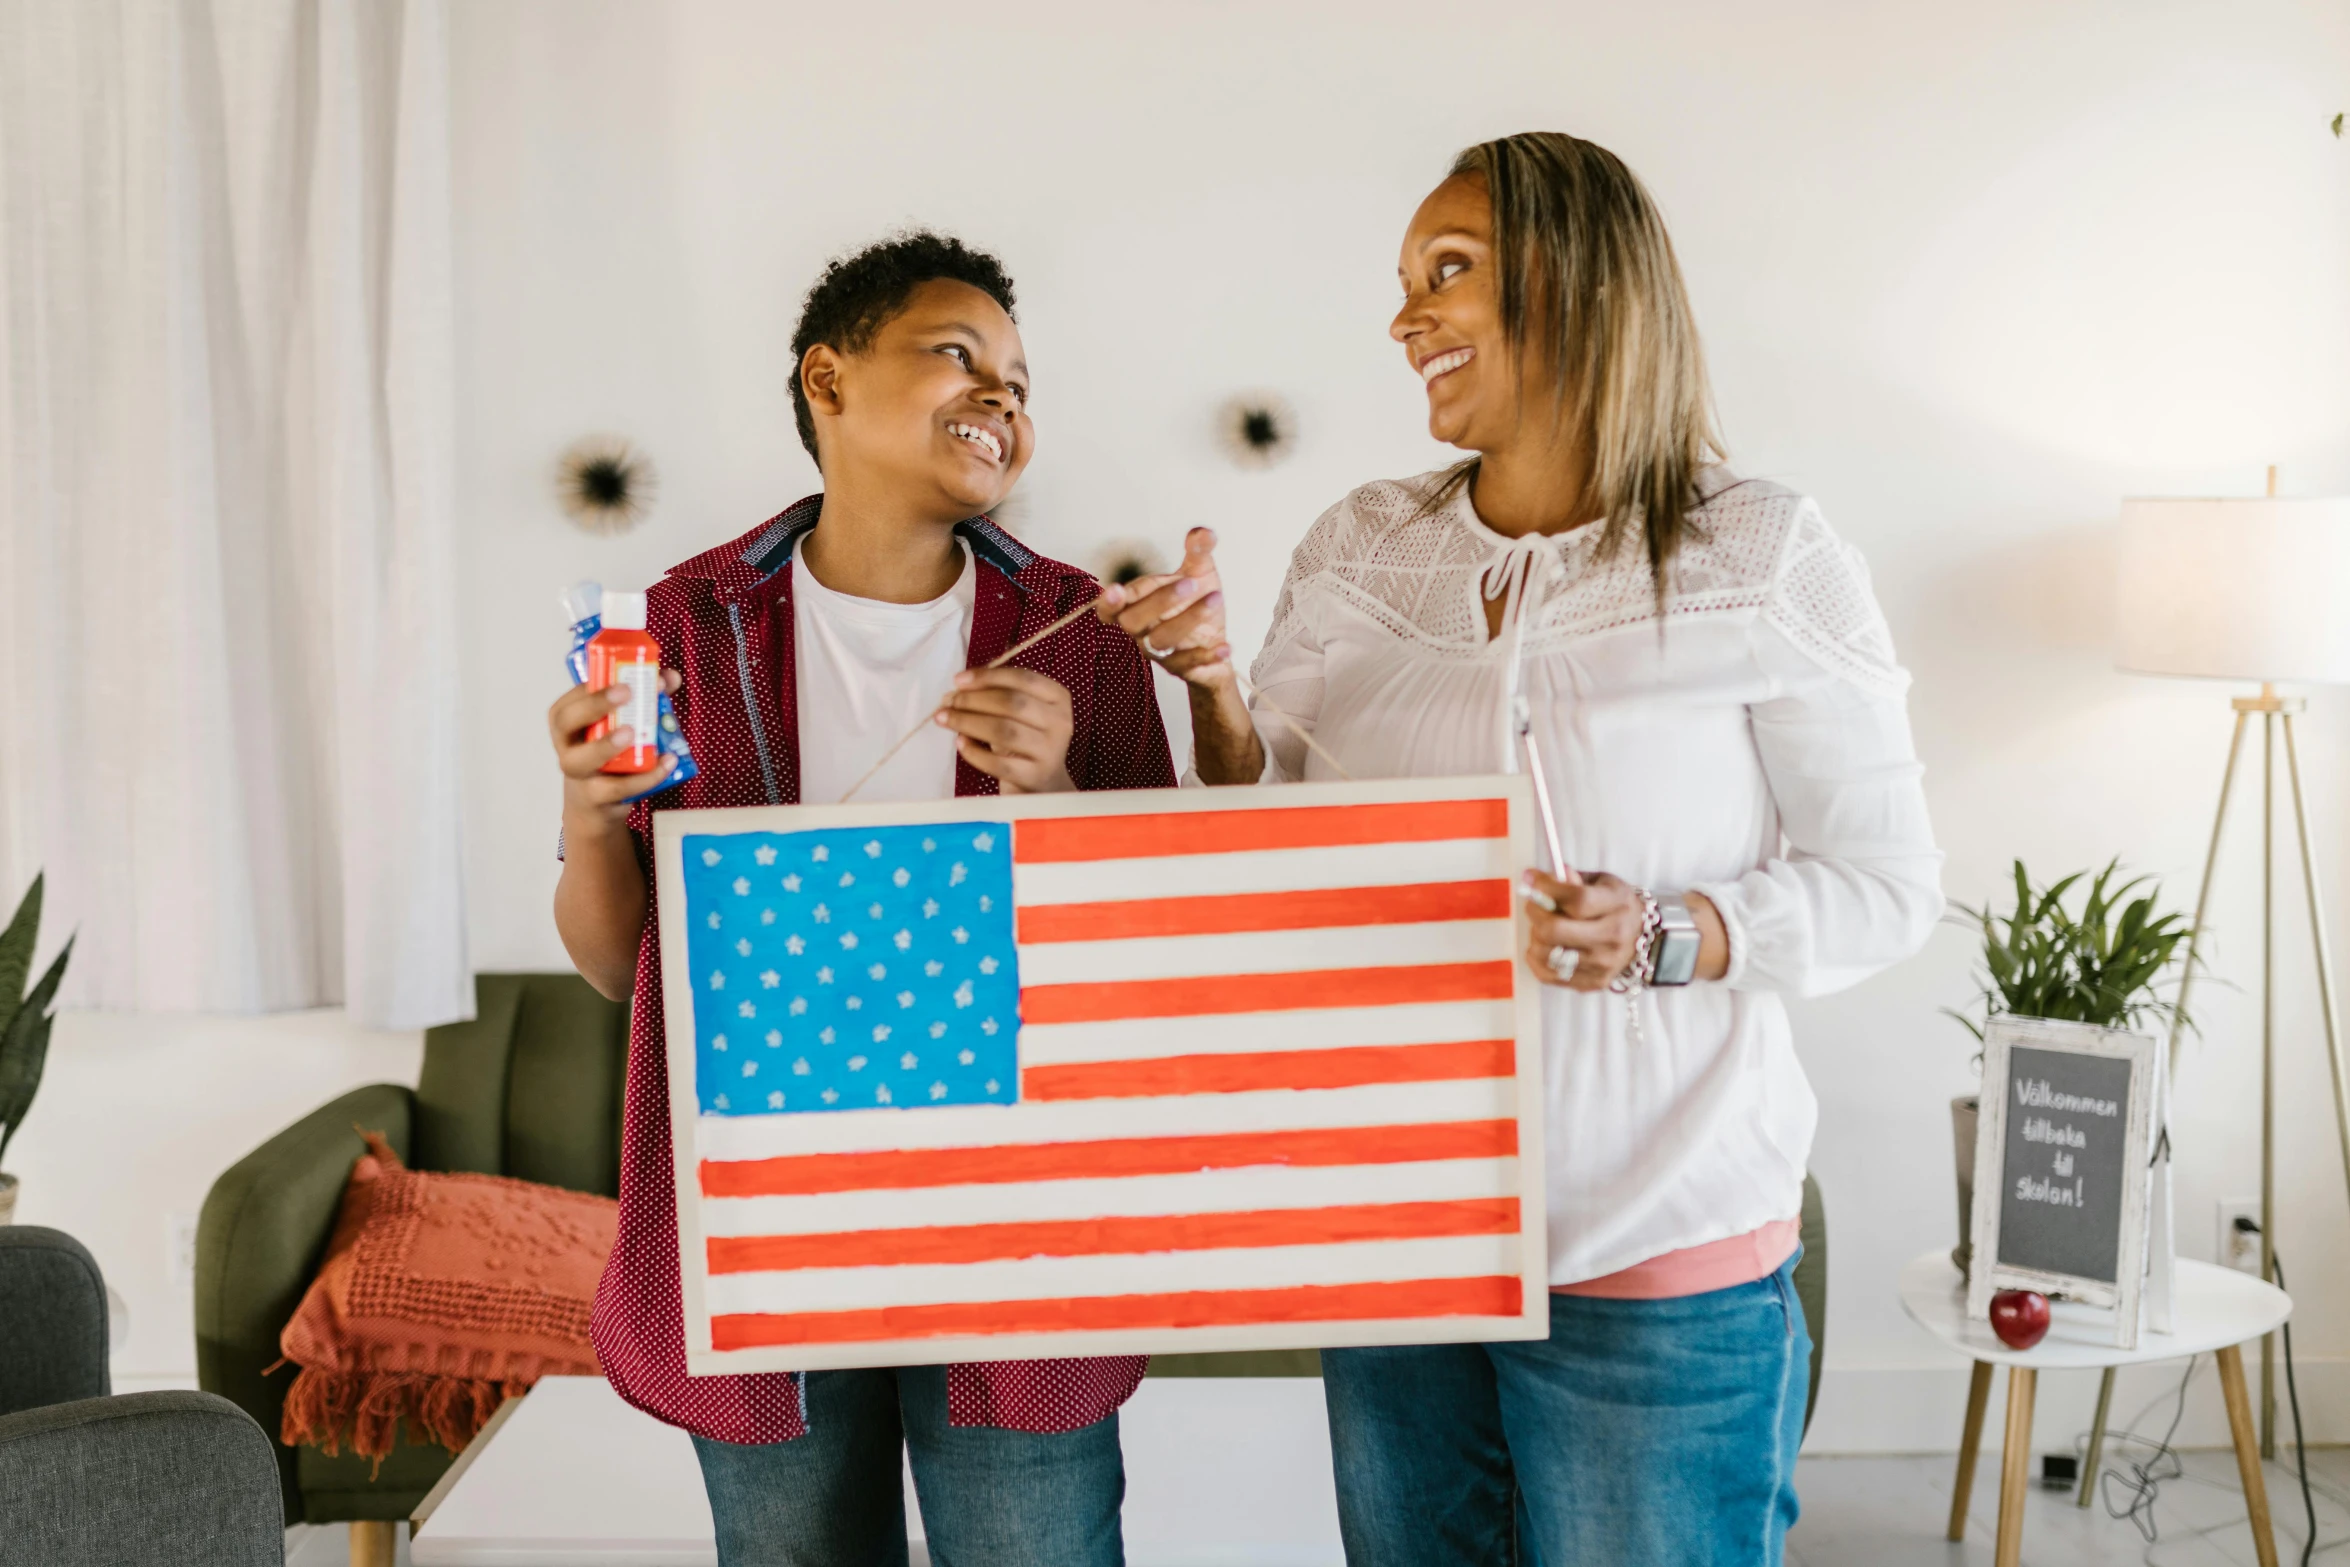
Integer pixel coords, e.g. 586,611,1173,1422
1012,800,1508,864
710,1275,1525,1349
1016,879,1510,944
1022,960,1514,1025
1022,1039,1515,1100
700,1118,1517,1198
706,1197,1519,1274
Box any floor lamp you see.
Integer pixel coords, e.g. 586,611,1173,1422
2107,480,2350,1464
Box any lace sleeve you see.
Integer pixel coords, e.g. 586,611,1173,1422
1760,501,1908,699
1250,496,1349,687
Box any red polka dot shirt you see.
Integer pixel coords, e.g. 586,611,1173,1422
589,497,1173,1444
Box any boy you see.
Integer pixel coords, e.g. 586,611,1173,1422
547,233,1171,1567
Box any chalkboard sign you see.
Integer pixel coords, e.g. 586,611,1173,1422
1966,1016,2166,1349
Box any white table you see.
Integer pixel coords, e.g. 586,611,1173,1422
1896,1250,2290,1567
409,1374,1344,1566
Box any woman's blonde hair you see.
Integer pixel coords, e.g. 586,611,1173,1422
1434,132,1723,583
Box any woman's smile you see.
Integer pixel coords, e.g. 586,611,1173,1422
1419,346,1475,387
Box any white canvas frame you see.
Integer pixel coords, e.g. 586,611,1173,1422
1967,1015,2163,1349
653,775,1548,1375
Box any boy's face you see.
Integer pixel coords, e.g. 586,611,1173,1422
803,279,1034,518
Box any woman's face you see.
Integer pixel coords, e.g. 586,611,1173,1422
1391,174,1539,454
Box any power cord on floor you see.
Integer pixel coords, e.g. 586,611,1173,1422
2096,1355,2196,1542
2071,1218,2343,1566
2270,1250,2319,1567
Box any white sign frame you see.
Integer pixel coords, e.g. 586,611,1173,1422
652,775,1548,1375
1967,1015,2164,1349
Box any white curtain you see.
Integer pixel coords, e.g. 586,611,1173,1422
0,0,470,1028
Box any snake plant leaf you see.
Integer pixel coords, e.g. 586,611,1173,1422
1953,861,2193,1044
0,935,70,1171
0,874,42,1046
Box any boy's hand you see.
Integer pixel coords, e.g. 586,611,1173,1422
937,668,1075,794
1097,527,1233,690
548,670,682,834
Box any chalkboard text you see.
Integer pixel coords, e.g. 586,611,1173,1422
2015,1078,2118,1117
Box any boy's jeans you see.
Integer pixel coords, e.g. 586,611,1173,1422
1321,1253,1809,1567
690,1364,1124,1567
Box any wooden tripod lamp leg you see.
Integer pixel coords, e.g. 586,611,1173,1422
1994,1366,2037,1567
1949,1360,1994,1541
2217,1345,2281,1567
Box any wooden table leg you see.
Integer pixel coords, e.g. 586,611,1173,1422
1949,1360,1994,1541
2078,1365,2116,1507
349,1520,397,1567
1994,1366,2036,1567
2217,1344,2281,1567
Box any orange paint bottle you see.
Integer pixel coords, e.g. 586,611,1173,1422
588,589,662,774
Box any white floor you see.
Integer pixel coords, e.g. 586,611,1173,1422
1790,1448,2350,1567
287,1449,2350,1566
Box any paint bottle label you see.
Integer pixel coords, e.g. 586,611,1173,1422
588,588,663,775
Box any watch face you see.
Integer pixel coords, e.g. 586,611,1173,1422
1652,927,1702,986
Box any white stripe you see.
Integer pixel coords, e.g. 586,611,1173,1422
694,1077,1515,1162
701,1156,1520,1237
703,1234,1520,1317
1016,999,1518,1067
1016,919,1512,987
1014,838,1513,906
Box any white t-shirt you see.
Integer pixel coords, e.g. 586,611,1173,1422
792,538,977,805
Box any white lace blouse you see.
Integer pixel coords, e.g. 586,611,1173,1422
1230,468,1943,1284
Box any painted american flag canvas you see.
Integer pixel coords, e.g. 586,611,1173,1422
653,776,1546,1374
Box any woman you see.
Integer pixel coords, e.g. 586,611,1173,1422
1100,133,1942,1565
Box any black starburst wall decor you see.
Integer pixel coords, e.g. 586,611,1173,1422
1218,393,1297,470
556,435,658,534
1089,538,1168,589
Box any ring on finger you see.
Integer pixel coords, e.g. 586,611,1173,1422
1141,639,1173,660
1546,945,1580,982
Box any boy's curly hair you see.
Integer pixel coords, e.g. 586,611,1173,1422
788,231,1018,461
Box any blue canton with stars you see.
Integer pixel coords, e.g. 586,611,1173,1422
680,823,1020,1116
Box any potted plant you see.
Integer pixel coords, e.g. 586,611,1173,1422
0,875,73,1224
1945,860,2192,1272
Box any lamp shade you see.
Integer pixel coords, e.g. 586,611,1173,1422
2114,497,2350,684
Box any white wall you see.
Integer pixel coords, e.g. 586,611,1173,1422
20,0,2350,1451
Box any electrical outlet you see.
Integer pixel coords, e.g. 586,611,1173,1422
2216,1199,2263,1275
165,1213,199,1291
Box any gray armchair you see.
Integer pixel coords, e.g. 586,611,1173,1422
0,1225,108,1416
0,1390,284,1567
0,1225,282,1566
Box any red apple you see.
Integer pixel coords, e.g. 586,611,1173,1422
1990,1289,2051,1350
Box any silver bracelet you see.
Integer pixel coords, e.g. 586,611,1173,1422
1609,889,1663,997
1609,889,1663,1046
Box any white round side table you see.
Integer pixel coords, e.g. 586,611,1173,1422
1897,1250,2291,1567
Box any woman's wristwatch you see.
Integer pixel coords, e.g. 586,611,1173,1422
1648,895,1702,986
1611,890,1701,994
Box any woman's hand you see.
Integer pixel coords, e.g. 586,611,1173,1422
1520,868,1647,991
938,668,1075,794
1099,527,1265,785
548,670,682,841
1097,526,1233,687
1521,870,1731,990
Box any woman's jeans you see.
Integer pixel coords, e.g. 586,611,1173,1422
690,1364,1125,1567
1322,1253,1809,1567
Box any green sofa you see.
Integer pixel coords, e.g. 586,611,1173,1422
195,973,629,1527
197,969,1832,1537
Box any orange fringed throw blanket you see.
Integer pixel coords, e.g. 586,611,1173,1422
278,1131,617,1463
